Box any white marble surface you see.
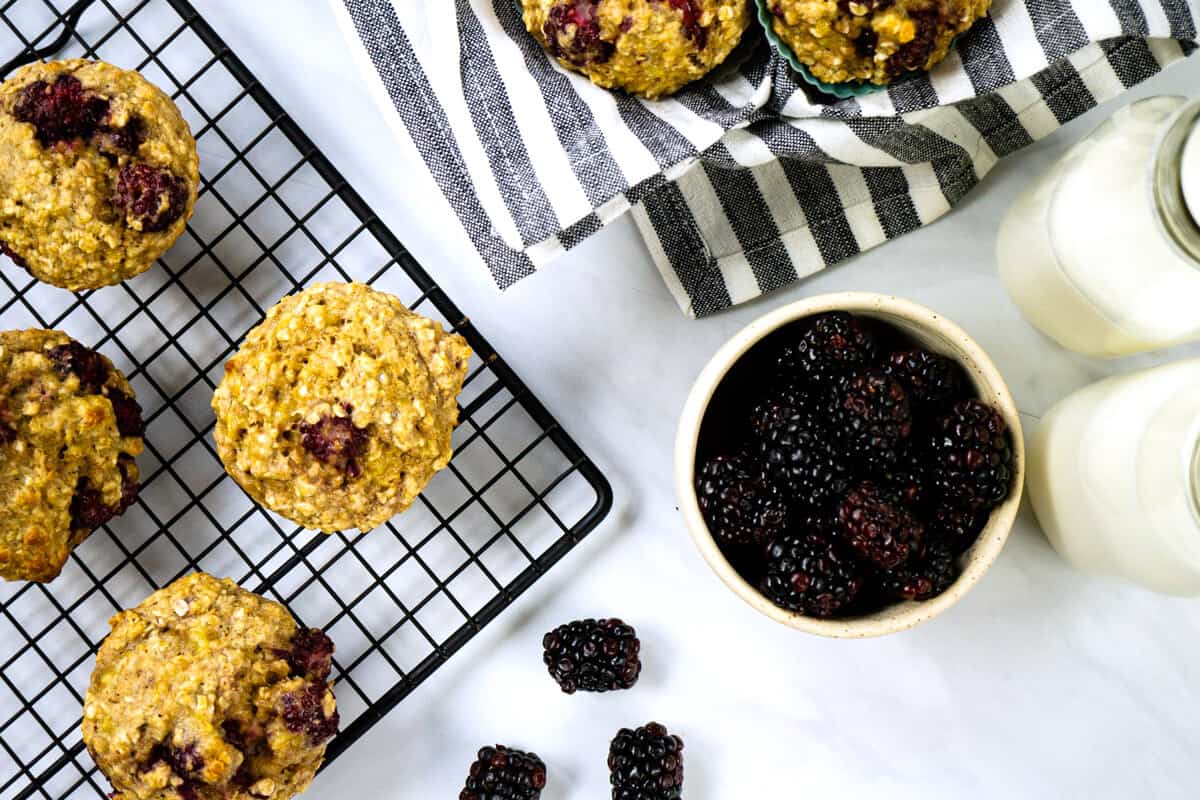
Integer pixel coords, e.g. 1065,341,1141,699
196,5,1200,798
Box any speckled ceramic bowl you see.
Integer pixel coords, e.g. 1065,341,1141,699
675,293,1025,638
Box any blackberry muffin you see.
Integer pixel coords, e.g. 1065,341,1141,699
523,0,752,99
767,0,991,85
0,329,143,583
83,573,339,800
0,59,199,290
212,282,472,533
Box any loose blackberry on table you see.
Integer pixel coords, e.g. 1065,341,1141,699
542,618,642,694
460,745,547,800
695,454,789,547
608,722,684,800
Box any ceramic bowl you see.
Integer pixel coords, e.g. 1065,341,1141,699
674,293,1025,638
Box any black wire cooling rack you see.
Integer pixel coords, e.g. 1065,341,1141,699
0,1,613,797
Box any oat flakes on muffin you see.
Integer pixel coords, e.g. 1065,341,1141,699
768,0,991,85
212,282,472,533
0,59,199,291
523,0,752,99
83,573,339,800
0,329,143,583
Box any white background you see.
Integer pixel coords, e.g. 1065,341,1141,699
180,4,1200,798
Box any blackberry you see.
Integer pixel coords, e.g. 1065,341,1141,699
279,681,339,744
543,0,615,66
695,454,788,547
69,454,138,534
881,540,959,601
761,533,864,617
608,722,684,800
830,368,912,470
778,312,877,388
299,404,370,479
837,481,924,570
109,390,145,439
48,341,109,393
113,163,189,232
927,505,988,555
283,628,335,681
928,400,1014,511
887,8,939,76
460,745,547,800
665,0,708,48
542,618,641,694
12,75,108,146
757,407,850,511
876,456,928,509
884,349,968,409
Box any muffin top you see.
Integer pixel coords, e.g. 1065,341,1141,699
211,282,472,533
0,59,199,290
769,0,992,85
523,0,752,99
0,329,143,583
83,573,339,800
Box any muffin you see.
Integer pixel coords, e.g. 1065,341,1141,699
0,329,143,583
0,59,199,290
212,282,472,533
83,573,339,800
523,0,752,99
767,0,991,85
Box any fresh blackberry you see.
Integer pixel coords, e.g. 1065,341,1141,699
542,618,641,694
460,745,547,800
927,505,988,555
830,368,912,471
695,454,788,547
881,540,959,601
757,408,850,511
761,533,864,617
884,349,968,409
928,400,1013,511
837,481,924,570
876,456,928,509
608,722,684,800
777,312,877,388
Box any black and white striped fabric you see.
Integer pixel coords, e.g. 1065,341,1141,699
331,0,1198,317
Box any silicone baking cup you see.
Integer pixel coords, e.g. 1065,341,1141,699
754,0,887,98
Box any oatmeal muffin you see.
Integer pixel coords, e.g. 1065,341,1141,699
523,0,752,99
768,0,991,85
212,282,471,533
0,59,199,290
83,573,339,800
0,329,143,583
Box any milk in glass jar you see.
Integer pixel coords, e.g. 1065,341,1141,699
1027,359,1200,595
997,96,1200,357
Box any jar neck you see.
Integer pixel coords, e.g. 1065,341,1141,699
1153,100,1200,264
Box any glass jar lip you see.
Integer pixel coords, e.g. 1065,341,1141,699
1155,99,1200,263
1184,112,1199,228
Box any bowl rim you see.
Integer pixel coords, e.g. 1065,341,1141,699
674,292,1026,639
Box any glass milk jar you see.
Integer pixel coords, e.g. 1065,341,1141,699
1026,359,1200,595
998,96,1200,358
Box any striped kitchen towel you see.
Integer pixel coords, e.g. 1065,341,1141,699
331,0,1198,317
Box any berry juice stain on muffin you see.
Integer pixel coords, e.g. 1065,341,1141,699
0,59,199,290
0,329,144,583
523,0,752,98
212,282,472,533
83,574,339,800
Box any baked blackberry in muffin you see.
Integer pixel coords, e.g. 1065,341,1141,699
0,59,199,290
0,329,143,583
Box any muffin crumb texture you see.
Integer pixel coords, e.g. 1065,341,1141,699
0,59,198,290
0,329,143,583
768,0,992,85
523,0,752,98
212,282,472,533
82,573,339,800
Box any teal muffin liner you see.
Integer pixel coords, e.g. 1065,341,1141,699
754,0,887,99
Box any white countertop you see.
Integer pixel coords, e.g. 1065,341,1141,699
182,5,1200,798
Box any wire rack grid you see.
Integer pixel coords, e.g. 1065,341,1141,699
0,1,613,798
